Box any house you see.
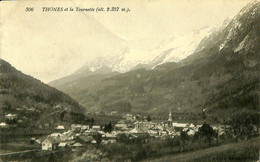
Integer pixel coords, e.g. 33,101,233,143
62,130,75,139
71,124,76,130
75,136,94,145
71,142,83,151
158,129,168,136
59,131,74,141
71,124,82,132
30,137,36,144
134,121,155,132
81,125,89,131
50,133,61,137
75,124,82,128
26,107,36,112
91,140,97,144
98,131,105,135
187,129,195,136
84,129,99,136
114,120,128,130
30,138,41,147
172,123,187,127
125,114,135,121
67,140,76,146
149,125,161,134
172,122,187,131
102,133,117,140
130,128,144,134
5,114,17,120
129,128,149,137
189,123,195,128
55,125,65,130
58,142,68,150
148,129,158,136
0,122,9,128
115,123,128,130
35,139,42,145
72,142,83,147
92,125,101,131
110,111,118,115
42,138,59,151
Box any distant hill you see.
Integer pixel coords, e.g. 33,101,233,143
49,63,119,88
49,2,259,120
0,59,87,129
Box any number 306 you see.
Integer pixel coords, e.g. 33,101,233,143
25,7,34,12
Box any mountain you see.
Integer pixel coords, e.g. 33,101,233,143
0,59,87,129
55,26,212,78
49,24,212,100
49,24,212,91
50,2,259,120
49,61,117,88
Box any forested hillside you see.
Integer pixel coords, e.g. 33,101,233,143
0,59,87,129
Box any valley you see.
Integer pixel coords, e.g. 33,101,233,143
0,1,259,161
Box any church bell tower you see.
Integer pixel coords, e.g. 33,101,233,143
168,111,173,127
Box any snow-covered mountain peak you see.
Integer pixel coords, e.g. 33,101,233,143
77,26,214,74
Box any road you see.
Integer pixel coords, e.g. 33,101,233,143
144,137,259,162
0,149,39,156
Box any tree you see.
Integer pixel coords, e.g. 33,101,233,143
180,131,190,152
90,117,95,124
60,111,66,121
180,131,190,142
104,122,113,133
118,134,129,143
195,122,218,146
147,116,151,122
70,112,88,124
93,134,102,145
2,101,12,110
47,153,58,162
135,148,147,160
226,110,259,140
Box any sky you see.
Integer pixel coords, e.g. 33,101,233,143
0,0,253,83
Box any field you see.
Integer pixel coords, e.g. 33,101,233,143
146,137,259,162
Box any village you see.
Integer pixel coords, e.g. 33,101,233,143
0,110,256,161
24,111,225,152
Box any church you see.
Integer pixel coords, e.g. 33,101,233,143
168,111,173,127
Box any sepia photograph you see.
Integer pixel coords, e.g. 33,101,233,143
0,0,259,161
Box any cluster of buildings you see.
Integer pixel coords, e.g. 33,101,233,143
31,123,116,151
115,112,224,138
116,112,204,138
33,112,225,152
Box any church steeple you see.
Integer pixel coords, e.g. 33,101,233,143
168,111,172,127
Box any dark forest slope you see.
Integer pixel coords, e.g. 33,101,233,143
0,59,86,129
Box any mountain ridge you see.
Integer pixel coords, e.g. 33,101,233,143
49,26,213,86
0,59,87,129
49,2,259,120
